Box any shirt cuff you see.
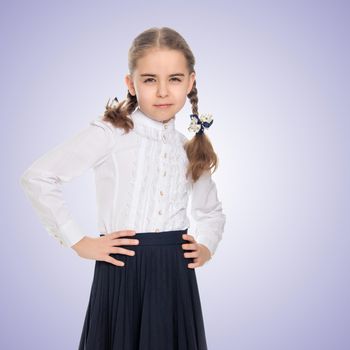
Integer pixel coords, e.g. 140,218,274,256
195,233,219,258
56,219,86,248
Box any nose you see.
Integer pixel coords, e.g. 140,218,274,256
156,82,169,97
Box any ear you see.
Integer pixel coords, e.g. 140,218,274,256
125,74,136,96
187,71,196,94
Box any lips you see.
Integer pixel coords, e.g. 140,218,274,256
154,104,172,107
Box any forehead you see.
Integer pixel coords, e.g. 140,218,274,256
135,48,188,74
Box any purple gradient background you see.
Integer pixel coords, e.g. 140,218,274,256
2,0,349,349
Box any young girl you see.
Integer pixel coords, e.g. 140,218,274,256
20,26,226,350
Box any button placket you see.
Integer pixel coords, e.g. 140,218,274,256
157,159,166,232
156,127,170,233
157,186,164,216
161,122,168,144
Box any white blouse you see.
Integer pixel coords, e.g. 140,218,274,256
20,106,226,256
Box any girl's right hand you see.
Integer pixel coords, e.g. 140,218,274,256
72,230,139,267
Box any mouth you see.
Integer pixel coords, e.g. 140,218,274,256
154,104,172,108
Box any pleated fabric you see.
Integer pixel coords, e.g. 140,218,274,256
78,228,208,350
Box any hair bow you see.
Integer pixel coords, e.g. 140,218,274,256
107,96,119,108
188,113,214,135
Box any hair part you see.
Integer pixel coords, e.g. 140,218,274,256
103,26,218,182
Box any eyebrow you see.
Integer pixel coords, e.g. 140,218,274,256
140,73,185,77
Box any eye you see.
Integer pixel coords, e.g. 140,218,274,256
143,77,182,83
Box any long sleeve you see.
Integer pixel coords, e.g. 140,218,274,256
19,118,116,248
190,169,226,257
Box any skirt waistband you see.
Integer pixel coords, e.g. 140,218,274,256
100,228,189,246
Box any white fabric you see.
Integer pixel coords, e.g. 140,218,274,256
20,106,226,256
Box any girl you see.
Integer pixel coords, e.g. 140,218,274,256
20,27,226,350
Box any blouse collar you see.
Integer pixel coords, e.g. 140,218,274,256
131,106,176,141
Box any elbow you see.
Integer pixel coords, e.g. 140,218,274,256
221,212,227,231
20,169,31,190
19,167,37,193
222,211,227,225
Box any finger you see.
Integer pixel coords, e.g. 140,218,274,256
188,261,200,269
110,230,136,238
111,247,136,256
112,238,140,246
182,234,195,242
184,251,199,258
182,243,197,251
105,256,125,267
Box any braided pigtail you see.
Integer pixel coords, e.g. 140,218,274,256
184,80,218,183
102,91,138,133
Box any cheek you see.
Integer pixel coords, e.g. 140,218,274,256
136,87,154,102
169,85,187,98
174,89,189,104
176,85,191,99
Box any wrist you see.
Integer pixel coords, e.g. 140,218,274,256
198,243,212,260
72,235,88,251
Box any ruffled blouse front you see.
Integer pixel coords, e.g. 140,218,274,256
20,106,226,256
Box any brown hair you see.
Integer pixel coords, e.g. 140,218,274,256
103,26,218,182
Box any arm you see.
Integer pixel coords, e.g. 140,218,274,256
190,169,226,258
19,118,116,248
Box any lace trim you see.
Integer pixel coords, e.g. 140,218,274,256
122,136,140,228
167,133,190,230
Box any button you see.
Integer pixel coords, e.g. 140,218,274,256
160,190,164,196
155,228,160,232
164,153,167,158
162,135,167,143
163,171,166,176
158,210,162,215
164,124,168,129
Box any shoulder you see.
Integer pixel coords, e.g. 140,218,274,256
89,115,125,137
90,115,116,132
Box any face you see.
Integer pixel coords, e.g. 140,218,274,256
125,48,196,123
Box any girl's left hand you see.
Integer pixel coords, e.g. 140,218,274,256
182,234,212,268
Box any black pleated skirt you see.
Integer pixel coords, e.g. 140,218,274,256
78,228,208,350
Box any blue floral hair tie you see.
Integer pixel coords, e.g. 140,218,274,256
188,113,214,135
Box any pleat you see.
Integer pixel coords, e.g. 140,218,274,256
78,230,208,350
